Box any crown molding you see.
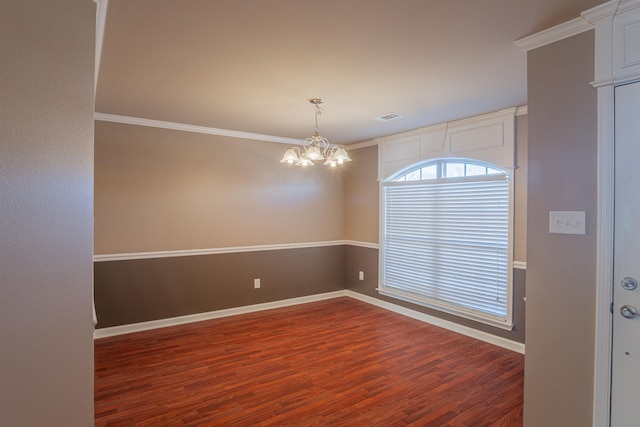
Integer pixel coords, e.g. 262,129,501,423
583,0,640,25
515,0,640,52
347,139,379,150
96,109,528,149
515,16,594,52
349,106,527,151
515,105,528,116
582,1,624,24
94,112,304,145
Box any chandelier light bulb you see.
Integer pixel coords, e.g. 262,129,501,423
280,147,300,164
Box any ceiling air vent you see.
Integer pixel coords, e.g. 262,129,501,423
374,112,403,122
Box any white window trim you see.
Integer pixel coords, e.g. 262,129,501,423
377,107,516,181
377,109,516,329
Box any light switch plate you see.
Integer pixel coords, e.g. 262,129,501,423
549,211,585,235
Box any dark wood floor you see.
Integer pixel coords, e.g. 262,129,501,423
95,297,524,426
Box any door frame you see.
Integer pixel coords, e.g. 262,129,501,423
587,1,640,425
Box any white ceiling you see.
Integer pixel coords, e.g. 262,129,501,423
95,0,606,145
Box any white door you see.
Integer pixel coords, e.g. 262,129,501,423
612,81,640,426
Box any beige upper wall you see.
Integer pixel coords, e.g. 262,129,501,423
97,110,527,257
344,145,379,244
0,0,95,424
524,30,597,427
514,114,528,262
94,121,345,254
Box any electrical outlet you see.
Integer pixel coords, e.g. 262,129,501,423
358,271,364,281
254,278,261,289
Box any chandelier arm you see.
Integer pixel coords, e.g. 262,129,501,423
322,142,333,158
303,137,313,154
281,98,349,167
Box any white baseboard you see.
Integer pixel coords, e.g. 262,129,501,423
93,291,347,339
346,291,525,354
94,290,525,354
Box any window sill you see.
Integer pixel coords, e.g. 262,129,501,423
377,287,514,331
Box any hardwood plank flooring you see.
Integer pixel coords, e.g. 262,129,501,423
95,297,523,426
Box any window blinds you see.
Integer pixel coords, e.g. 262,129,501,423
381,175,510,323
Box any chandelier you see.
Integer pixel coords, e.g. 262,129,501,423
280,99,351,167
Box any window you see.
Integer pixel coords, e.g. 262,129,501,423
380,159,512,329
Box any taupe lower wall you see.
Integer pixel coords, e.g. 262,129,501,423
524,30,597,427
1,0,95,424
345,246,526,343
95,246,346,328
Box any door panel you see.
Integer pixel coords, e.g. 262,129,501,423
612,81,640,426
